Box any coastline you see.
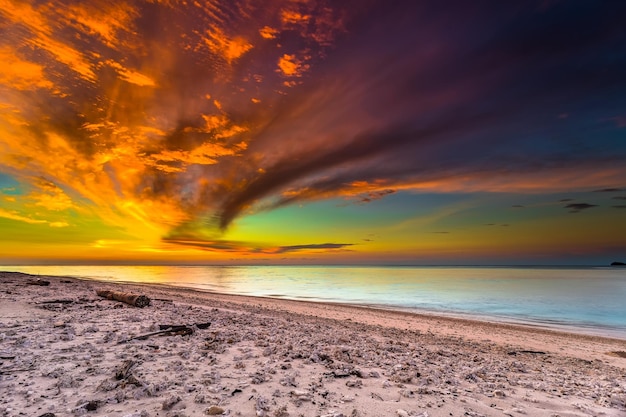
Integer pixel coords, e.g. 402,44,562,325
3,264,625,341
1,271,625,416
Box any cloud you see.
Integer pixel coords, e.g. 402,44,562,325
202,27,253,64
273,243,354,254
216,112,498,229
564,203,598,213
29,178,74,211
0,46,54,90
2,0,626,255
162,236,353,255
593,188,624,192
612,196,626,200
356,189,396,204
49,221,70,228
0,208,69,227
0,208,47,225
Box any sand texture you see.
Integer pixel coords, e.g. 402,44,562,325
1,271,625,417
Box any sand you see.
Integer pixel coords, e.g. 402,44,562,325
0,271,625,417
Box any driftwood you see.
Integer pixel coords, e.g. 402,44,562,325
26,279,50,286
117,322,211,344
96,289,150,307
159,322,211,331
37,299,74,305
507,350,546,355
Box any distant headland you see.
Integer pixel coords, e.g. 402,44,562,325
610,261,625,266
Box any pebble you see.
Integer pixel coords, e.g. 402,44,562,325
493,389,506,398
206,406,225,415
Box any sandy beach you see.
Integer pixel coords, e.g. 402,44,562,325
1,271,625,417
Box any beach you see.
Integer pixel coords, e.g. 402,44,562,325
1,271,625,417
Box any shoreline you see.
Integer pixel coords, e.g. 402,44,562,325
1,271,625,416
5,267,626,342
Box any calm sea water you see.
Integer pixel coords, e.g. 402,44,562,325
3,265,625,338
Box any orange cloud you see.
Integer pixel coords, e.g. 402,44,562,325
29,178,74,211
63,2,138,48
203,27,253,64
105,60,156,87
144,141,248,172
281,10,311,25
259,26,279,39
0,46,54,90
1,0,96,82
277,54,309,77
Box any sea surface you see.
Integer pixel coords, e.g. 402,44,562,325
3,265,625,339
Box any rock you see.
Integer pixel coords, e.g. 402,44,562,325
206,406,225,415
290,389,312,401
503,408,526,416
346,379,362,388
493,389,506,398
396,409,409,417
162,395,182,410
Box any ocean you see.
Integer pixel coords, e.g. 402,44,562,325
3,265,625,339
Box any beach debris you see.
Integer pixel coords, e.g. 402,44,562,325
206,406,225,415
290,389,312,402
117,322,210,344
255,396,270,416
96,289,151,307
345,379,362,388
72,400,101,413
492,389,506,398
159,322,211,332
38,299,74,304
162,395,182,410
273,405,289,417
115,360,143,385
26,278,50,286
507,350,546,355
370,392,384,401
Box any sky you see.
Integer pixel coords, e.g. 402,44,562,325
0,0,625,265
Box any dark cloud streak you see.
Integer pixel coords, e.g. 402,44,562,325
564,203,598,213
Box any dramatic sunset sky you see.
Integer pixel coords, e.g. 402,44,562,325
1,0,625,265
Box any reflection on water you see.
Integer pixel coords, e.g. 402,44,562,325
4,265,625,338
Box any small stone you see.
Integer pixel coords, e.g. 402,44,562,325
493,389,506,398
162,395,182,410
346,379,362,388
396,409,409,417
206,406,225,415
